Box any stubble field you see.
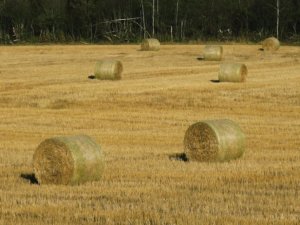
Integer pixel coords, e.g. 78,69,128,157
0,44,299,225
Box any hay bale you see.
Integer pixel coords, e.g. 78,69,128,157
218,63,247,82
184,119,246,162
262,37,280,51
141,38,160,51
33,135,105,185
94,60,123,80
203,45,223,61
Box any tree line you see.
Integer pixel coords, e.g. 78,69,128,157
0,0,299,44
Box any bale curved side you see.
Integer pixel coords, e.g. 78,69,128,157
262,37,280,51
94,60,123,80
219,63,247,82
203,45,223,61
184,119,245,162
141,38,160,51
33,135,105,185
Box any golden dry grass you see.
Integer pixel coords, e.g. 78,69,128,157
0,44,299,225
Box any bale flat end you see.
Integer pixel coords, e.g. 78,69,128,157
184,122,219,162
33,139,74,185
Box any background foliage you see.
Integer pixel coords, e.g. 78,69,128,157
0,0,299,43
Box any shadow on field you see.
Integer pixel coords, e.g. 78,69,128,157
20,173,39,185
196,55,205,60
169,153,188,162
210,79,220,83
88,74,96,79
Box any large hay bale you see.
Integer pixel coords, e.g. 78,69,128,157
262,37,280,51
203,45,223,61
184,119,246,162
141,38,160,51
94,60,123,80
33,135,105,185
218,63,247,82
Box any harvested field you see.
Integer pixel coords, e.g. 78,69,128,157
0,44,299,225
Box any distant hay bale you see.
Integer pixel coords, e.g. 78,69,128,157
94,60,123,80
219,63,247,82
184,119,246,162
262,37,280,51
203,45,223,61
141,38,160,51
33,135,105,185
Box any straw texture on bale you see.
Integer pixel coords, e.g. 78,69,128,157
219,63,247,82
184,119,246,162
141,38,160,51
262,37,280,51
94,60,123,80
203,45,223,61
33,135,105,185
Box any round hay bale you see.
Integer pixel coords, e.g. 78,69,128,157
184,119,246,162
33,135,105,185
141,38,160,51
94,60,123,80
262,37,280,51
218,63,247,82
203,45,223,61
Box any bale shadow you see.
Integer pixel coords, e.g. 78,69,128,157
197,55,205,61
20,173,39,185
210,79,220,83
88,75,96,79
258,48,264,51
169,153,189,162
